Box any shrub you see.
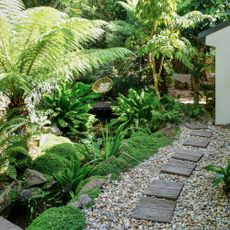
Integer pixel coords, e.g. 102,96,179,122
32,143,80,175
111,89,180,132
42,82,99,137
45,143,79,161
32,153,67,176
27,206,86,230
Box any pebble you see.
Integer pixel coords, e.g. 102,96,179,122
85,125,230,229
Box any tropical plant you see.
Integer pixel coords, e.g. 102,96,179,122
42,82,98,137
118,0,205,97
0,0,131,114
53,161,91,203
204,160,230,193
111,89,180,132
81,126,125,164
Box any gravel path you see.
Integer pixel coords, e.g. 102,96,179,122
86,125,230,230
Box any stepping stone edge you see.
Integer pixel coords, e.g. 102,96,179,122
184,123,208,130
161,159,196,177
172,150,204,162
183,138,210,148
144,180,184,200
131,197,176,223
190,130,213,138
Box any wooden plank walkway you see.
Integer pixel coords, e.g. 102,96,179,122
172,150,204,162
190,130,212,138
131,197,176,223
161,159,196,177
183,138,210,148
184,123,208,130
0,217,22,230
131,123,211,224
144,180,184,200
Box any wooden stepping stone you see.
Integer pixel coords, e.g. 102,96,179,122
144,180,184,200
161,159,196,177
183,138,210,148
172,150,204,162
0,217,22,230
190,130,212,138
131,197,176,223
184,123,208,130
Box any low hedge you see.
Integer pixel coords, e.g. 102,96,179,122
28,206,86,230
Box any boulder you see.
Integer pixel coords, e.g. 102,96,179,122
24,169,47,187
0,186,11,213
69,194,92,209
0,217,22,230
79,178,106,193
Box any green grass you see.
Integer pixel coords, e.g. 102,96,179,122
27,206,86,230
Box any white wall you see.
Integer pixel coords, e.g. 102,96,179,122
206,26,230,124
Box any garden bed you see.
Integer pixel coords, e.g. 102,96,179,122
86,124,230,229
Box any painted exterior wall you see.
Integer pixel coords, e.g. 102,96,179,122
206,26,230,124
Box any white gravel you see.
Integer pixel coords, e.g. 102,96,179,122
85,124,230,230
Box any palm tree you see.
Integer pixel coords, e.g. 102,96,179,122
0,0,132,112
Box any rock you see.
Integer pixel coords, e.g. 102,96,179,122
69,194,92,209
80,178,106,193
24,169,47,187
0,217,22,230
174,73,191,89
50,127,62,136
0,186,12,213
20,187,42,202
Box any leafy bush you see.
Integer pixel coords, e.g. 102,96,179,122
43,82,99,137
33,143,81,175
27,206,86,230
111,89,180,132
204,160,230,193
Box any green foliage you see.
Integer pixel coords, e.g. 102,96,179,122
28,206,86,230
204,160,230,193
6,144,32,179
91,129,177,177
111,89,180,132
54,161,90,203
43,82,98,137
0,0,131,110
82,126,125,164
181,104,205,118
32,143,80,175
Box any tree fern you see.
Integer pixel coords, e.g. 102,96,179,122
0,0,132,109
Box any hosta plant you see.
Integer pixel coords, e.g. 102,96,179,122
204,160,230,193
43,82,99,137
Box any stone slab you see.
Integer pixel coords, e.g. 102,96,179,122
190,130,212,138
144,180,184,200
183,138,210,148
184,123,208,130
161,159,196,176
131,197,176,223
172,150,204,162
0,217,22,230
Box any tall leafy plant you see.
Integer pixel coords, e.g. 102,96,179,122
111,89,180,132
118,0,204,97
43,82,98,137
0,0,131,113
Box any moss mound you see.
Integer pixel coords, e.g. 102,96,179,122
28,206,86,230
32,143,80,175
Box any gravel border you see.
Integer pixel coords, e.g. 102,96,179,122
86,125,230,230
